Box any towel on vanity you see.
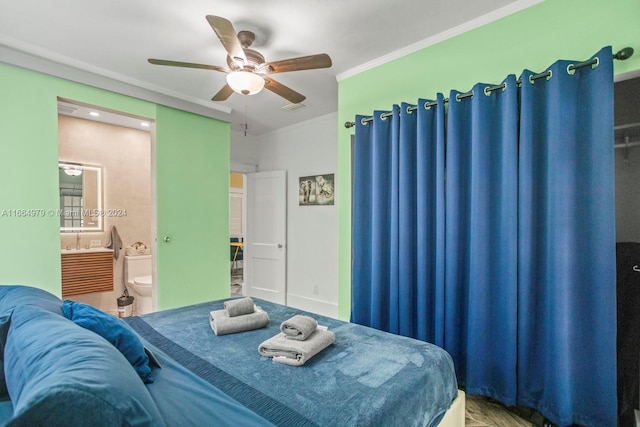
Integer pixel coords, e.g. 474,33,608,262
105,225,123,259
209,306,269,336
280,315,318,341
258,329,336,366
224,297,255,317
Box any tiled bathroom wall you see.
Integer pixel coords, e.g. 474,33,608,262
58,114,151,314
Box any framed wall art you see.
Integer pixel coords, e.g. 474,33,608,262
299,174,334,206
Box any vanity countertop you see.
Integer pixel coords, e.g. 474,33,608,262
61,248,114,255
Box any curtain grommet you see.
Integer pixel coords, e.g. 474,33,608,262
360,117,369,126
568,57,598,75
455,92,471,102
484,83,506,96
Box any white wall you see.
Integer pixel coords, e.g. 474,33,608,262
231,130,260,168
256,113,339,318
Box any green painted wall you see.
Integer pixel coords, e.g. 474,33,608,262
337,0,640,320
0,65,62,296
0,63,231,306
155,105,231,310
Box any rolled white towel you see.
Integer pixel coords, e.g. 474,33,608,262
224,297,255,317
280,315,318,341
209,306,269,336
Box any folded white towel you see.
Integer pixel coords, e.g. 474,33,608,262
125,241,150,256
258,329,336,366
209,306,269,336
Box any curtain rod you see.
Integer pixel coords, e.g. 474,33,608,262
344,47,634,129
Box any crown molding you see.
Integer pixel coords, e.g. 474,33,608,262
0,41,232,121
336,0,544,82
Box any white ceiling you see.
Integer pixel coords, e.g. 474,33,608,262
0,0,535,136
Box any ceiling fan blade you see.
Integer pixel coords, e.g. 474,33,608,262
148,58,229,73
212,84,234,101
206,15,247,65
263,53,332,74
263,77,306,104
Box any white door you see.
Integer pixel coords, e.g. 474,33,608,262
245,170,287,304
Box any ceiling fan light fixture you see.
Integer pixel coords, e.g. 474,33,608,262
148,16,331,103
226,71,265,95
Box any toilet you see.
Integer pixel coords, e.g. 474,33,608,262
124,255,153,315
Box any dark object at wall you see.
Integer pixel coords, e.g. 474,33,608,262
617,242,640,427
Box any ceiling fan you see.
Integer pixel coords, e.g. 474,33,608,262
148,15,332,104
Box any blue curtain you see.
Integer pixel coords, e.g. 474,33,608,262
517,46,617,426
352,106,397,332
413,96,446,344
444,76,519,404
352,97,446,343
351,47,617,426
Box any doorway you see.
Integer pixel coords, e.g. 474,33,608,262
613,75,640,426
57,99,154,316
230,172,244,296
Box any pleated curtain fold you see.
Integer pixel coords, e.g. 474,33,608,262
444,74,519,405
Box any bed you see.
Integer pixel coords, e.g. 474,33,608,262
0,286,463,426
125,297,463,427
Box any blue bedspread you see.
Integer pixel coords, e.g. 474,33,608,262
126,299,458,427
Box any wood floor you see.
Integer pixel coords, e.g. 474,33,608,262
465,395,537,426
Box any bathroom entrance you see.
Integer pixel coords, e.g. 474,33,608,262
57,99,155,316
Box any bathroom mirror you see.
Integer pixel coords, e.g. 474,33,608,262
59,162,103,232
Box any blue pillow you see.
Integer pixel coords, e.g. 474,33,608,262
0,285,64,399
62,300,154,383
0,285,63,316
4,304,165,426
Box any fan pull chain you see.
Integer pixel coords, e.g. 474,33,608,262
244,96,249,137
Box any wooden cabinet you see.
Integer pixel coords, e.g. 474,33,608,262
61,250,114,298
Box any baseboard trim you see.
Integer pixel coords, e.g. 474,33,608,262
286,293,338,319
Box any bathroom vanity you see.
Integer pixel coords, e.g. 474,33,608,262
61,248,114,298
